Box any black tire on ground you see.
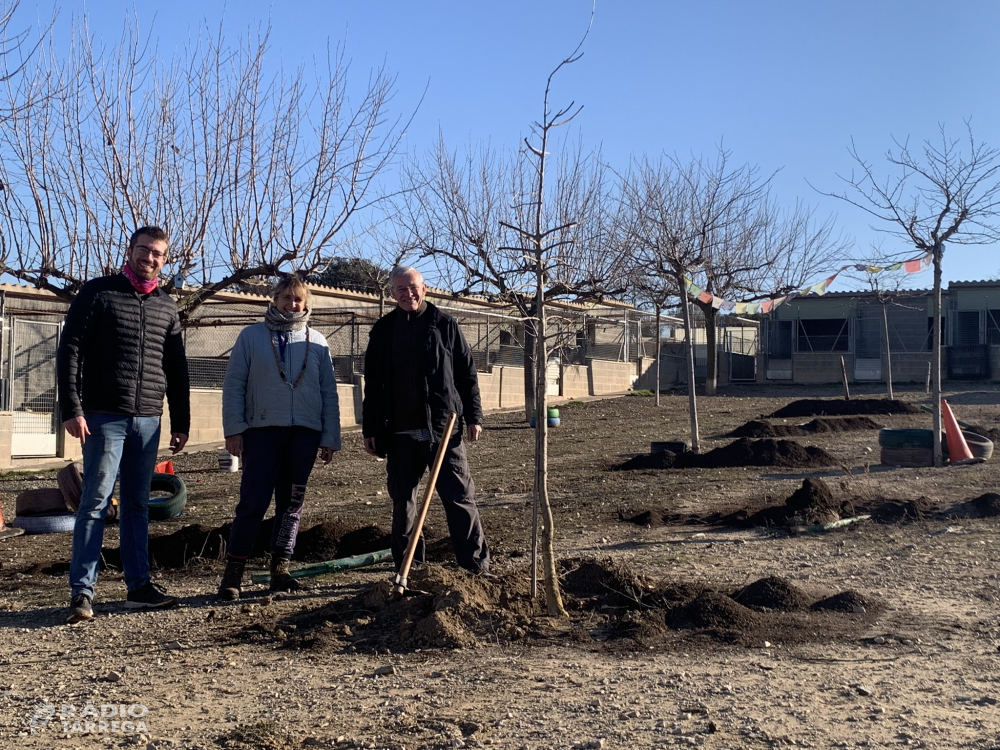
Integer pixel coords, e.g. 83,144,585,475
148,473,187,521
57,462,84,511
878,428,936,449
11,512,77,534
944,431,995,462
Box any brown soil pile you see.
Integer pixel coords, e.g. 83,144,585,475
769,398,920,418
729,416,882,438
240,559,878,653
971,492,1000,517
733,576,813,611
811,590,876,613
615,439,837,471
784,477,841,524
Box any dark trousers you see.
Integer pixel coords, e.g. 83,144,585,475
226,426,321,559
386,432,490,573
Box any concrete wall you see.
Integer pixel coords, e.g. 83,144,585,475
478,370,501,411
498,366,526,409
588,359,633,394
561,364,590,398
789,353,849,384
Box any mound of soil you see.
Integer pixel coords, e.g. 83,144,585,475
615,439,837,471
561,557,655,608
811,590,875,613
733,576,812,612
295,522,391,561
728,416,883,438
729,420,804,438
971,492,1000,517
240,558,883,653
667,591,762,643
769,398,920,418
865,496,937,524
805,416,883,433
675,438,837,469
614,451,676,470
785,477,841,524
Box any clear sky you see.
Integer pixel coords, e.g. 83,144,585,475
23,0,1000,291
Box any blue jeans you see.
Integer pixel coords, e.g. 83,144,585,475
70,414,161,599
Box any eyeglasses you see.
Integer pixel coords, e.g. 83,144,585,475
133,246,167,260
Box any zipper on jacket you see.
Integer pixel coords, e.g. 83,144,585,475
135,296,146,414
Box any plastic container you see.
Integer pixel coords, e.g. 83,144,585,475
218,448,240,472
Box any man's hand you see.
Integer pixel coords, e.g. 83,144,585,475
466,424,482,442
170,433,188,454
363,437,378,456
64,416,91,444
320,446,337,465
225,434,243,457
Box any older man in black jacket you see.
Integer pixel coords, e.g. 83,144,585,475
58,226,190,624
363,267,490,575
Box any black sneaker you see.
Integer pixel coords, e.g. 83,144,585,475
125,582,178,610
66,593,93,624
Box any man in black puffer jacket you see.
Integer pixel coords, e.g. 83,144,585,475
58,226,190,624
363,266,490,576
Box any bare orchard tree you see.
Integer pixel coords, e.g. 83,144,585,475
0,15,406,317
399,135,626,421
825,123,1000,466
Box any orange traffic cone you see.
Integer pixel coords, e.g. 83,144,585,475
942,399,974,463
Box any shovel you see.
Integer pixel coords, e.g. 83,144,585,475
392,412,458,598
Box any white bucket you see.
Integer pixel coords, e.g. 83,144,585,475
218,449,239,473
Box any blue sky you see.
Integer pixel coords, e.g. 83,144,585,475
26,0,1000,291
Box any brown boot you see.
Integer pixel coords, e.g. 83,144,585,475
269,555,302,592
217,559,245,601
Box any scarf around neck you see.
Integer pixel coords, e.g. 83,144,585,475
121,264,158,294
264,305,310,332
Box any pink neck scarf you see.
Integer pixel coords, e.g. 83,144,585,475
121,264,158,294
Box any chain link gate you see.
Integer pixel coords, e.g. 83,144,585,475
8,317,61,457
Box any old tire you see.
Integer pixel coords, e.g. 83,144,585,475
11,512,77,534
944,431,994,462
148,473,187,521
57,462,84,511
878,428,936,449
879,446,933,467
15,487,71,516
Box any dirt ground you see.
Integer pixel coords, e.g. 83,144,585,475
3,382,1000,750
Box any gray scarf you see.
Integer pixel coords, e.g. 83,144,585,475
264,305,310,332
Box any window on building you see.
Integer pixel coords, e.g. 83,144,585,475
796,318,849,352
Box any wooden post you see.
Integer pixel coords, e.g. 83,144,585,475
926,361,932,395
840,356,851,401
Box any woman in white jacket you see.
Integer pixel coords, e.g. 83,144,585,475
217,275,340,599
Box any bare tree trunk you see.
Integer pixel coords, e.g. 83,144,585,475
680,287,701,452
702,305,718,396
523,302,537,421
655,308,662,407
882,301,893,401
932,242,943,467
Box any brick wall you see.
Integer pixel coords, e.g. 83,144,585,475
498,366,526,409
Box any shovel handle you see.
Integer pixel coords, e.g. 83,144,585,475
393,412,458,596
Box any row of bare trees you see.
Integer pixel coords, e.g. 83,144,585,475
0,10,407,319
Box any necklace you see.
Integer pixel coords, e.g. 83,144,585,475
269,327,311,389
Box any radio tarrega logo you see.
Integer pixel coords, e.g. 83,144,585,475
27,701,150,735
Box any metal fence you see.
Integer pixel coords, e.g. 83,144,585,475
181,299,682,388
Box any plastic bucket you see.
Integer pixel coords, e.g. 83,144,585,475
218,449,239,472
